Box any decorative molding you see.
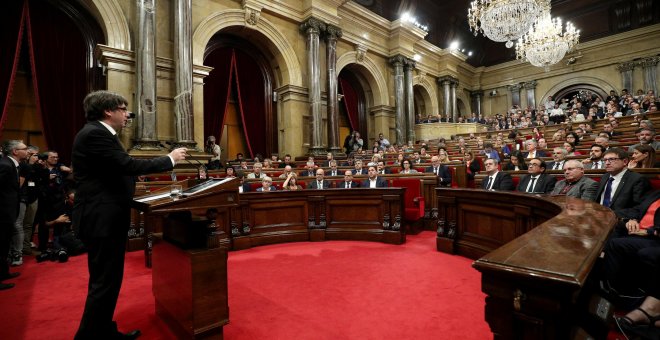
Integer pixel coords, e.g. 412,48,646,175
355,44,368,63
241,0,263,26
616,61,636,72
437,75,458,85
325,24,343,40
638,56,660,68
508,83,523,92
300,17,326,35
388,54,406,67
523,80,537,90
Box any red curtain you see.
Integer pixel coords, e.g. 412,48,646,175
25,0,89,164
0,0,26,136
339,77,360,133
203,47,234,145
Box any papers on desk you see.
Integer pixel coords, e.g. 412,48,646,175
135,192,171,203
134,178,234,203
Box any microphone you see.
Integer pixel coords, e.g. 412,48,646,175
128,112,136,119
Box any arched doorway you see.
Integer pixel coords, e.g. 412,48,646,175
553,84,607,103
338,67,371,148
1,0,105,164
413,84,433,118
203,33,277,161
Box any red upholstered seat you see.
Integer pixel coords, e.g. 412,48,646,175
390,178,425,222
651,179,660,190
511,176,520,190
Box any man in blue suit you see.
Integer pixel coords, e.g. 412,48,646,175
72,91,187,339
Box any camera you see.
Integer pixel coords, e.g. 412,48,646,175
36,248,69,263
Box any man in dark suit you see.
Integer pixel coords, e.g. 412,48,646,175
522,139,546,158
72,91,187,339
546,147,567,171
308,169,330,189
425,156,451,186
362,166,388,188
341,170,359,188
352,160,368,175
481,158,514,191
516,158,556,194
299,161,316,177
550,160,598,201
595,148,651,216
0,140,28,290
376,161,391,175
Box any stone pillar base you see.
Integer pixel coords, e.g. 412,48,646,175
308,146,327,157
132,140,163,151
328,147,343,156
172,140,198,151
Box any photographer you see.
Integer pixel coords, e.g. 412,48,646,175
34,150,70,253
39,190,85,263
206,135,222,170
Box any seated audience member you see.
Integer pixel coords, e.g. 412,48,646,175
410,151,423,165
547,147,568,170
425,156,451,186
341,170,359,188
225,167,236,178
256,176,276,192
237,172,251,193
282,173,302,191
271,154,281,163
362,166,388,188
399,159,418,174
516,158,556,194
323,152,334,167
352,159,367,175
481,158,514,191
537,137,548,150
234,153,244,162
300,161,316,177
262,159,273,170
326,160,340,176
278,154,294,168
378,133,391,149
628,127,660,153
503,151,527,171
493,138,511,159
438,148,452,163
628,144,658,169
596,148,651,215
565,132,580,146
238,160,249,171
377,161,391,175
563,142,581,156
583,144,605,170
523,139,546,158
594,135,610,150
550,160,598,200
308,169,329,189
480,143,500,162
279,165,294,179
247,162,265,179
616,295,660,340
464,150,481,180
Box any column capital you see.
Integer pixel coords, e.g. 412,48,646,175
404,58,416,71
638,56,660,68
437,75,458,85
300,17,326,35
507,83,523,92
470,90,484,98
523,80,537,90
616,61,636,72
388,54,407,68
325,24,343,40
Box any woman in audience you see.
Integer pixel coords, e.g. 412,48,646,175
396,153,405,165
282,172,302,190
262,158,273,170
628,144,658,169
494,137,511,159
503,151,527,171
437,148,451,163
464,150,481,180
225,167,236,178
563,142,582,156
476,138,485,150
566,132,580,146
399,159,418,174
552,128,566,142
531,127,543,140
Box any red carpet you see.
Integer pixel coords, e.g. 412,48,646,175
0,232,491,339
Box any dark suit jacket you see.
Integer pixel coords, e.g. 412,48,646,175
72,121,174,239
352,169,368,175
300,170,316,177
339,181,359,188
546,161,566,171
617,190,660,227
0,156,20,225
595,170,651,214
308,180,330,189
482,172,515,191
425,165,452,186
361,177,388,188
241,182,252,193
523,150,547,158
516,173,556,193
378,168,392,175
326,170,341,177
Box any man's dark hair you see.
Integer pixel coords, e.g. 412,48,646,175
531,157,546,171
603,147,629,160
83,90,128,122
590,144,605,153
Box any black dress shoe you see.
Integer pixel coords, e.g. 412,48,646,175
1,272,20,280
0,283,15,290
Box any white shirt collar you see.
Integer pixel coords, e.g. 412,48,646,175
99,120,117,135
610,168,627,182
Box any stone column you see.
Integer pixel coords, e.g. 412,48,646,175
133,0,160,150
639,56,659,96
616,61,636,92
325,24,342,154
404,58,416,144
389,55,406,145
523,80,537,109
173,0,197,149
300,18,326,155
438,76,452,121
450,79,459,122
508,83,523,108
470,91,483,119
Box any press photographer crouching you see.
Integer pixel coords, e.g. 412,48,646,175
37,189,86,263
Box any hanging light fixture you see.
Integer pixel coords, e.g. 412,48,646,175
468,0,550,48
515,13,580,70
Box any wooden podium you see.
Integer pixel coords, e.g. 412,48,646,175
133,178,239,339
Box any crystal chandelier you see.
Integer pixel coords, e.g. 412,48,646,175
515,13,580,69
468,0,550,48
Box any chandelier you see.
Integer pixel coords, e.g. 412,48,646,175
468,0,550,48
515,13,580,69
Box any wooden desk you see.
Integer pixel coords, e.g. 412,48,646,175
435,189,617,339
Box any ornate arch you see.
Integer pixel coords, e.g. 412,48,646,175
541,76,615,102
87,0,131,50
337,52,389,107
456,90,471,116
192,10,302,87
413,75,439,115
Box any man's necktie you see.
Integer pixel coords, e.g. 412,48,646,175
553,163,559,170
434,167,439,176
346,182,350,188
527,177,537,193
486,176,493,190
318,181,323,189
593,162,600,169
602,177,615,207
